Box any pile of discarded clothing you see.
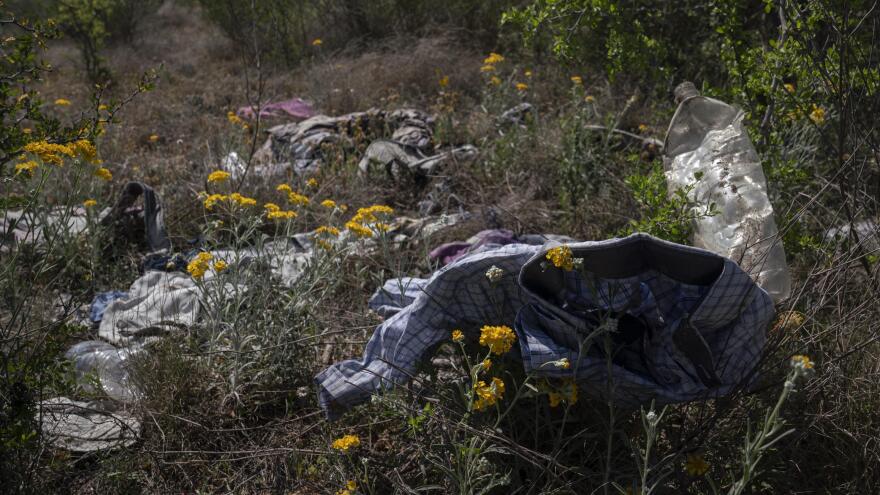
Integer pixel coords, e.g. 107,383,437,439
316,83,792,419
236,107,477,179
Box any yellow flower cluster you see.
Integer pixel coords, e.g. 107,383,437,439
93,167,113,181
213,260,228,272
336,480,357,495
187,252,214,280
306,178,318,188
315,225,340,237
439,75,449,88
480,358,491,371
148,134,160,143
773,310,805,333
548,380,578,408
276,183,292,193
482,52,505,83
790,354,814,370
312,38,322,46
203,193,257,209
208,170,231,183
483,52,504,65
345,205,394,238
473,377,505,411
229,192,257,207
321,199,337,209
264,202,280,213
570,75,583,85
451,329,464,342
54,98,71,106
479,325,516,355
226,111,249,130
15,160,38,174
204,193,226,210
684,453,710,476
545,245,574,271
515,82,528,91
809,105,825,125
331,434,360,452
23,140,75,165
267,210,298,220
287,192,310,206
83,199,97,208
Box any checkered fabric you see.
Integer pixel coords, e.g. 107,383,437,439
315,233,775,419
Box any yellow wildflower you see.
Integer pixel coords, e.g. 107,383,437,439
351,204,394,224
557,358,571,369
23,140,74,166
585,95,596,103
83,199,97,208
229,192,257,207
315,225,341,237
187,252,214,280
481,359,491,371
790,354,814,370
331,434,360,452
264,202,280,213
483,52,504,65
54,98,71,106
638,123,649,133
570,75,583,85
226,111,245,127
71,139,98,163
809,105,825,125
93,167,112,181
684,453,710,476
204,194,227,210
287,191,310,206
479,325,516,355
213,260,228,272
267,210,298,220
207,170,231,183
98,104,108,111
321,199,337,209
451,329,464,342
515,82,528,91
473,377,505,411
480,64,497,73
783,83,795,93
148,134,159,143
345,221,373,238
524,70,533,77
14,160,38,174
545,245,575,271
439,75,449,88
312,38,323,46
276,183,292,194
490,76,501,86
306,178,318,188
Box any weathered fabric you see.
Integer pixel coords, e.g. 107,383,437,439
357,140,477,179
40,397,140,452
429,229,577,267
237,97,315,121
316,233,775,419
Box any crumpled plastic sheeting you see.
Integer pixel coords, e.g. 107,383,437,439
40,397,140,453
664,85,791,302
237,97,315,121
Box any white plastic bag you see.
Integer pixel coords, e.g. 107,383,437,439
664,82,791,302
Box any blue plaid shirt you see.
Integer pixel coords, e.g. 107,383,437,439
315,233,775,418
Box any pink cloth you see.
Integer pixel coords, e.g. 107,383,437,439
237,98,315,121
